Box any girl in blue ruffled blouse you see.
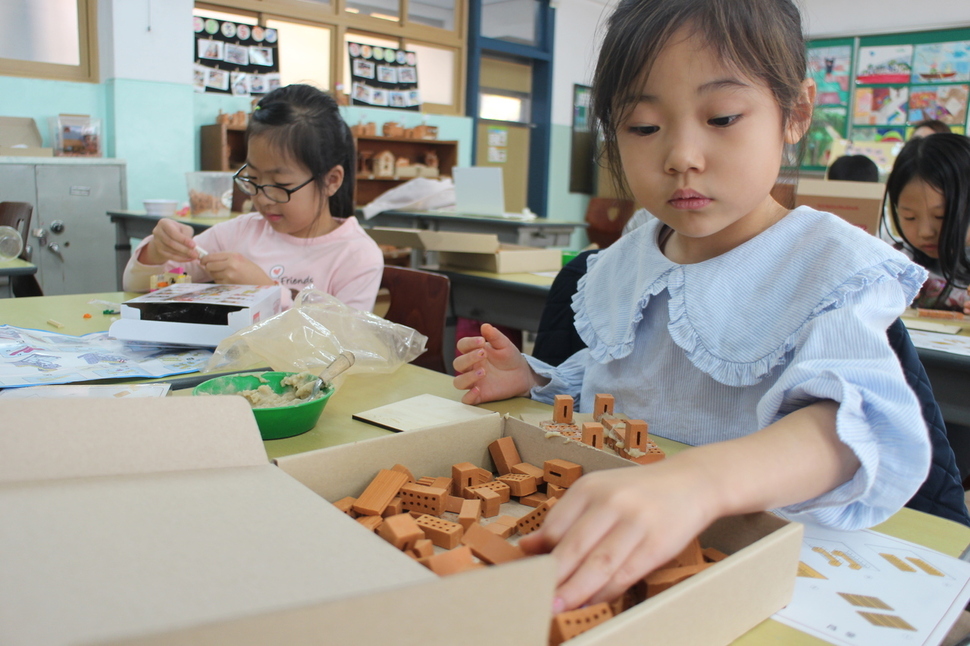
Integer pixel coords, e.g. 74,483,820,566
453,0,930,613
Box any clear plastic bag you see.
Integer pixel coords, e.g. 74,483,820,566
360,177,455,219
205,289,427,389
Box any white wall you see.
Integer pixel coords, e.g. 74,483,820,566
550,0,611,126
98,0,194,83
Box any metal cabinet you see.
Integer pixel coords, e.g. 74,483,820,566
0,158,126,295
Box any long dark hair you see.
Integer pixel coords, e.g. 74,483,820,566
248,84,355,218
886,133,970,299
592,0,807,196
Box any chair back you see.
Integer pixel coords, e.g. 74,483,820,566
380,265,450,373
585,198,635,248
0,202,32,260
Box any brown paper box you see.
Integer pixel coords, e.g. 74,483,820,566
0,116,54,157
795,178,885,235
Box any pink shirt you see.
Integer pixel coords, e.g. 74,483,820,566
123,213,384,311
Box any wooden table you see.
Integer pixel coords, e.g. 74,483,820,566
0,257,37,299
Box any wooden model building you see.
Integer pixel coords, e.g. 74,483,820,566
372,150,396,178
405,124,438,140
350,122,377,137
331,434,722,645
382,121,406,138
215,110,248,128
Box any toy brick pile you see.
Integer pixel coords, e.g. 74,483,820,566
331,431,726,645
539,394,665,465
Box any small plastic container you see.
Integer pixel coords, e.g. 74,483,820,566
0,225,24,262
185,171,233,218
143,199,178,217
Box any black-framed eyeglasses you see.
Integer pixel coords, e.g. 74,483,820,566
233,164,314,204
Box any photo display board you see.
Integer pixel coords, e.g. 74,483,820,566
348,42,421,111
193,17,280,97
802,26,970,171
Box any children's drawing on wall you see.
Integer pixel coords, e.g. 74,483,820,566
808,45,852,106
205,68,229,91
353,59,376,79
193,64,207,93
223,43,249,66
853,86,908,125
804,106,848,167
856,45,913,84
249,46,273,67
197,39,224,61
911,41,970,83
231,71,250,97
908,85,969,124
848,126,907,143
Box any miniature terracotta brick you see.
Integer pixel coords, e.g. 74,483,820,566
702,547,729,563
431,476,453,492
582,422,604,449
485,522,515,539
544,459,583,488
553,394,574,424
399,483,448,517
497,473,537,497
377,512,425,551
516,497,558,535
353,469,410,516
645,563,709,597
413,538,434,559
461,523,526,565
425,545,479,576
444,494,465,514
333,496,357,516
625,440,666,465
390,464,415,483
671,537,705,568
458,498,482,531
511,462,545,486
473,487,502,517
593,393,615,421
549,602,614,645
546,483,566,499
519,491,549,508
416,476,436,487
469,480,511,504
488,436,522,475
452,462,492,497
356,515,383,532
494,515,519,527
625,419,649,452
415,514,464,549
381,496,404,517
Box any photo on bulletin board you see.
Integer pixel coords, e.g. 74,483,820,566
912,41,970,83
803,106,848,168
856,45,913,84
852,86,909,126
193,16,279,95
908,85,969,124
808,45,852,106
348,41,420,111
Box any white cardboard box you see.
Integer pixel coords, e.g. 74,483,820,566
0,116,53,157
108,283,281,347
100,412,803,646
367,226,563,274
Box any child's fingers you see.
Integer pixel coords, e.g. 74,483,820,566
452,348,487,374
461,386,482,405
452,367,485,391
456,335,486,354
480,323,513,350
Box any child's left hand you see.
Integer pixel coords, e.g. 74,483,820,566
200,252,274,286
963,300,970,316
519,456,716,612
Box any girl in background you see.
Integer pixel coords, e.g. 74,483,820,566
454,0,929,612
124,84,384,312
885,133,970,313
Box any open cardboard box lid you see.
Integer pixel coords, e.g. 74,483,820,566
366,226,502,253
0,397,554,646
0,115,53,157
795,178,885,234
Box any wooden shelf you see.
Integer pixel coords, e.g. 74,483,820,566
354,136,458,207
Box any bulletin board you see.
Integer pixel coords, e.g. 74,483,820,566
803,26,970,172
348,42,421,111
193,16,280,97
804,37,854,171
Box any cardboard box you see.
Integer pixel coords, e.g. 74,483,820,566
0,116,53,157
367,227,562,274
0,398,556,646
108,283,281,347
118,413,803,645
795,178,885,234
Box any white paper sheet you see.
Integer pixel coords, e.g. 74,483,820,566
907,329,970,357
352,393,496,432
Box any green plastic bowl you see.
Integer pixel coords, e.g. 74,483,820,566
192,371,334,441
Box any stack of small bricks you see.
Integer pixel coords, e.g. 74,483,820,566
540,394,665,466
331,433,726,645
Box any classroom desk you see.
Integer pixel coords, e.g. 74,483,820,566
437,267,556,332
0,257,37,299
4,291,970,643
106,210,230,290
365,209,584,247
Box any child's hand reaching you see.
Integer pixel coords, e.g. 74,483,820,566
200,252,274,286
452,323,544,405
140,218,201,264
518,455,717,612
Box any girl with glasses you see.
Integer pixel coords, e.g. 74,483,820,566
123,84,383,312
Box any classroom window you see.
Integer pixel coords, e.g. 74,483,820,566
0,0,97,82
193,6,258,25
409,0,456,31
481,0,538,46
345,0,400,23
343,31,400,95
479,92,528,123
266,18,332,90
406,42,456,106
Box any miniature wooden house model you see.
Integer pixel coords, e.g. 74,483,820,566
373,150,396,178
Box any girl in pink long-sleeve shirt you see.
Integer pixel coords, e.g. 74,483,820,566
123,84,383,312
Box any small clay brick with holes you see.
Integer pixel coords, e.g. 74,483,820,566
485,515,519,539
516,497,558,535
468,480,511,504
458,498,482,531
424,545,482,576
549,602,614,646
488,436,522,475
381,497,403,517
431,476,453,492
333,496,357,516
415,514,464,549
593,393,615,420
353,469,410,516
473,486,502,517
918,307,965,320
497,473,537,497
377,512,425,551
452,462,492,498
667,537,705,568
399,483,448,517
511,462,545,486
553,394,574,424
519,491,549,508
546,483,566,499
356,515,383,532
390,463,415,482
444,494,465,514
544,459,583,489
461,522,526,565
645,563,710,598
416,476,436,487
409,538,434,560
703,547,729,563
582,422,604,450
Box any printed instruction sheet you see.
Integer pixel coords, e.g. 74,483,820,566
773,523,970,645
907,329,970,357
